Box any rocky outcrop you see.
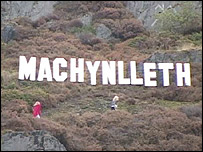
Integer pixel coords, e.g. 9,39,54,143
80,13,93,26
125,1,202,29
96,24,112,39
143,49,202,63
1,130,67,151
1,1,57,22
1,25,16,43
138,49,202,72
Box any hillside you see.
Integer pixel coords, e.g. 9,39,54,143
1,1,202,151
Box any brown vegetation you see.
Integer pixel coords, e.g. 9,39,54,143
1,99,202,151
79,33,102,46
180,104,202,119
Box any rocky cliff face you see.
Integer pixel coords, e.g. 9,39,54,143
125,1,202,29
1,1,202,29
1,130,67,151
1,1,56,22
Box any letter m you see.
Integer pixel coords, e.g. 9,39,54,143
18,56,36,81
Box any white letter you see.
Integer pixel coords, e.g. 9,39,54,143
102,61,116,85
70,58,84,82
144,63,157,86
176,63,191,86
18,56,36,81
118,61,130,84
86,61,100,85
130,61,143,85
158,63,174,86
53,58,68,82
37,58,52,81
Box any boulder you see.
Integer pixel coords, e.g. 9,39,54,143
1,130,67,151
1,25,16,43
96,24,112,39
144,49,202,63
80,13,93,26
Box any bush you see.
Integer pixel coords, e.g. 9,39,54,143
94,8,124,20
32,17,46,28
187,32,202,46
79,33,102,46
71,25,96,35
128,35,148,48
16,17,33,27
120,19,146,40
67,19,83,28
44,13,60,22
128,32,178,50
180,104,202,119
14,26,39,41
100,18,146,40
59,19,83,33
102,1,124,8
152,85,202,102
52,33,67,42
54,1,88,16
155,2,202,34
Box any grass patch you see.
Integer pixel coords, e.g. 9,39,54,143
1,87,49,105
155,100,194,109
18,81,48,89
2,82,18,89
118,101,142,113
128,36,147,48
71,25,96,35
1,89,33,104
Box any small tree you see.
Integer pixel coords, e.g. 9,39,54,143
155,2,202,34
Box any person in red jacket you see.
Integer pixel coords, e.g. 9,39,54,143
33,101,42,118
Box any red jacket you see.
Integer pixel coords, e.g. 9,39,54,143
33,104,42,117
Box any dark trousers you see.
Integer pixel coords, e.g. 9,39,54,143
111,107,115,110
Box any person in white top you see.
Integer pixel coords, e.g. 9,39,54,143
111,96,119,110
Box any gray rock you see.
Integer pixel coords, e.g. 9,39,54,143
1,1,57,22
138,49,202,72
190,51,202,63
1,25,16,43
144,50,202,63
1,130,67,151
80,13,93,26
96,24,112,39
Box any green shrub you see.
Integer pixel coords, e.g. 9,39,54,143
155,2,202,34
1,89,31,103
71,25,96,35
4,82,17,89
1,86,49,105
128,36,147,48
187,32,202,46
158,31,181,41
